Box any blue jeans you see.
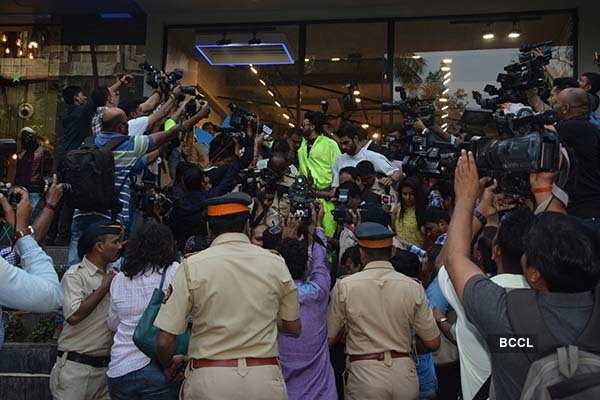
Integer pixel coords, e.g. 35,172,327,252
107,361,180,400
67,213,111,266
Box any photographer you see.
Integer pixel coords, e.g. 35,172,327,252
332,123,400,189
551,88,600,221
298,111,341,237
15,127,53,210
0,188,63,346
256,152,299,224
90,74,135,135
68,103,210,265
166,145,242,250
525,77,579,113
250,186,276,228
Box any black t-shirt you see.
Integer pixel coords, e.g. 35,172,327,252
556,117,600,218
464,275,594,400
56,101,96,162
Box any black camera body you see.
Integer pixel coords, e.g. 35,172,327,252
473,41,554,110
382,89,436,131
332,188,354,225
139,62,183,94
403,110,561,196
0,183,21,207
288,176,316,220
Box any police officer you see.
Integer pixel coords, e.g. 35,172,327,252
154,192,301,399
327,222,441,400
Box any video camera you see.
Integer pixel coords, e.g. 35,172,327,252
288,175,316,220
331,188,354,225
403,109,561,196
238,167,281,198
473,41,554,110
224,103,273,141
382,87,436,132
139,62,183,94
132,173,173,220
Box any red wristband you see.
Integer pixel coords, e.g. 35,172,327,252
531,186,553,194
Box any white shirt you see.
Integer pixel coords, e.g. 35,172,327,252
438,267,529,400
107,262,179,378
331,140,399,187
128,116,150,137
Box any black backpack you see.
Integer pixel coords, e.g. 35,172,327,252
60,137,128,215
506,286,600,399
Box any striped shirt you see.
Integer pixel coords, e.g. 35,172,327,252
73,132,150,227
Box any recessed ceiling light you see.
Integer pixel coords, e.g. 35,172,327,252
353,90,361,96
331,57,341,62
441,105,449,111
443,72,451,79
282,113,290,120
361,123,369,129
412,55,421,59
250,66,258,74
441,114,449,119
289,122,295,128
274,101,281,107
267,90,274,97
442,88,450,94
442,58,453,64
439,97,449,103
441,66,451,72
355,98,362,103
443,78,451,85
483,32,495,40
259,79,266,86
508,22,521,39
441,122,448,128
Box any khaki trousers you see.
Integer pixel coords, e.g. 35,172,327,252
345,355,419,400
49,354,109,400
180,359,287,400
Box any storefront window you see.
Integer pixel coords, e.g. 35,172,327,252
166,25,300,136
303,22,390,135
394,12,575,133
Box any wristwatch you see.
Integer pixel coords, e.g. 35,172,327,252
15,225,34,241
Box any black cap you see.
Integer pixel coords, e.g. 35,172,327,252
355,222,395,248
204,192,252,217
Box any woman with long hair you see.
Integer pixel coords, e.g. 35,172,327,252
393,177,426,247
107,220,180,400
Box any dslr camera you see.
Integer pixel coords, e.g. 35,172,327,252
139,62,183,94
382,87,436,133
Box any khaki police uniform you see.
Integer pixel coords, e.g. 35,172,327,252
154,193,300,400
50,256,114,400
327,222,439,400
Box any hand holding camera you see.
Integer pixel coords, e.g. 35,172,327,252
12,187,32,232
45,174,64,207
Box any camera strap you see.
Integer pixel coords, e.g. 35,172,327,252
534,146,570,214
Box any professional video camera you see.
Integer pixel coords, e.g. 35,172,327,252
403,109,561,196
225,103,273,141
288,176,316,220
331,188,354,225
238,167,281,198
132,173,173,220
382,87,436,132
473,41,554,110
139,62,183,94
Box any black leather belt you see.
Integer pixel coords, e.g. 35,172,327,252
57,351,110,368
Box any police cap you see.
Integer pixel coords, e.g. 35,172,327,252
355,222,395,249
204,192,253,217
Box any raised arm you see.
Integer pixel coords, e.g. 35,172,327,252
445,150,486,302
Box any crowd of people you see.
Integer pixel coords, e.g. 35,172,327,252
0,60,599,400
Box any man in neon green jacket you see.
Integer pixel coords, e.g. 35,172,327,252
297,112,341,237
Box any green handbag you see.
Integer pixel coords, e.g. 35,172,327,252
133,265,191,359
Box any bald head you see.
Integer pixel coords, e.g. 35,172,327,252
102,107,128,134
554,88,590,120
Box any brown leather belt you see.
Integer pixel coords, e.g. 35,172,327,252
191,357,279,369
349,351,410,363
